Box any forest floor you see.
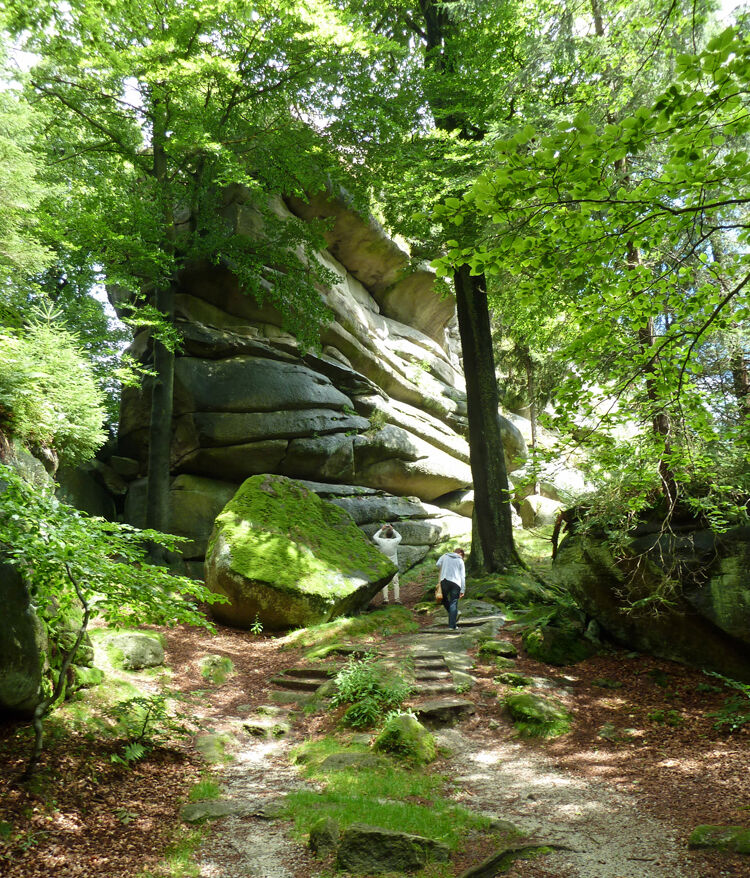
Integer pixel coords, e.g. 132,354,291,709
1,573,749,878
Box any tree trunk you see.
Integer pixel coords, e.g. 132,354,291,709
520,345,540,494
628,243,676,502
711,233,750,423
730,352,750,422
144,90,176,558
145,283,175,548
455,265,518,570
417,0,519,571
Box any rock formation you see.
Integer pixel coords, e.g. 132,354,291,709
114,188,529,578
205,475,395,630
554,522,750,681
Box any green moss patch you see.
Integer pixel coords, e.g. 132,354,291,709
688,825,750,854
521,624,597,666
373,712,437,764
504,691,572,738
198,655,235,685
209,475,395,599
284,605,418,656
286,737,489,850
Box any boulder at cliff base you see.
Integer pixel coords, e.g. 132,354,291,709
205,475,396,630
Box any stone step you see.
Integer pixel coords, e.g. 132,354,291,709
283,667,336,680
414,697,476,727
414,681,456,695
270,674,325,692
415,670,451,681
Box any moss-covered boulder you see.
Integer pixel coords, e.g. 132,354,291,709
105,632,165,670
688,825,750,854
555,526,750,681
504,691,571,737
336,823,450,874
478,639,517,659
309,816,339,858
205,475,396,630
373,712,437,764
521,623,597,666
0,562,46,717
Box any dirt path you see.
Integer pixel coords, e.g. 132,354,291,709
194,720,692,878
185,604,748,878
439,727,688,877
2,591,746,878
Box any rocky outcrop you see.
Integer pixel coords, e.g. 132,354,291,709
0,562,46,717
205,475,396,630
554,523,750,680
114,189,529,577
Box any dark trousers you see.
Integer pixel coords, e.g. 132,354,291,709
440,579,461,629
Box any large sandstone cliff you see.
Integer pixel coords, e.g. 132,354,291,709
114,189,526,578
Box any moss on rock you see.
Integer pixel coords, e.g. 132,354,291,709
206,475,396,630
373,712,437,764
521,623,597,666
688,825,750,854
504,691,571,738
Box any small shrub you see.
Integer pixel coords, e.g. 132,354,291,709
706,673,750,733
105,693,190,765
199,655,235,685
331,653,412,729
648,709,684,727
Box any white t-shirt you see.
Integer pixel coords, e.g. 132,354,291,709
436,552,466,595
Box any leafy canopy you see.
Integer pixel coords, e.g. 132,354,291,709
0,312,107,463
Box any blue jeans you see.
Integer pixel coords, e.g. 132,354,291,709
440,580,461,629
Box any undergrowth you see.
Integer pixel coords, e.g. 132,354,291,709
331,653,412,728
707,673,750,732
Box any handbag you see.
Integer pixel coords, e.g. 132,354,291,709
434,582,442,603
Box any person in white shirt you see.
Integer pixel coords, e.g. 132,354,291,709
372,523,402,604
436,548,466,629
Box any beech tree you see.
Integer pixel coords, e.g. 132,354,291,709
436,22,750,526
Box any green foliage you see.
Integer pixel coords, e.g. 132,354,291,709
188,778,222,803
105,692,191,766
250,615,264,636
0,463,225,772
331,653,412,729
432,17,750,533
0,315,106,462
707,673,750,732
0,464,222,632
4,0,406,351
0,60,53,317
